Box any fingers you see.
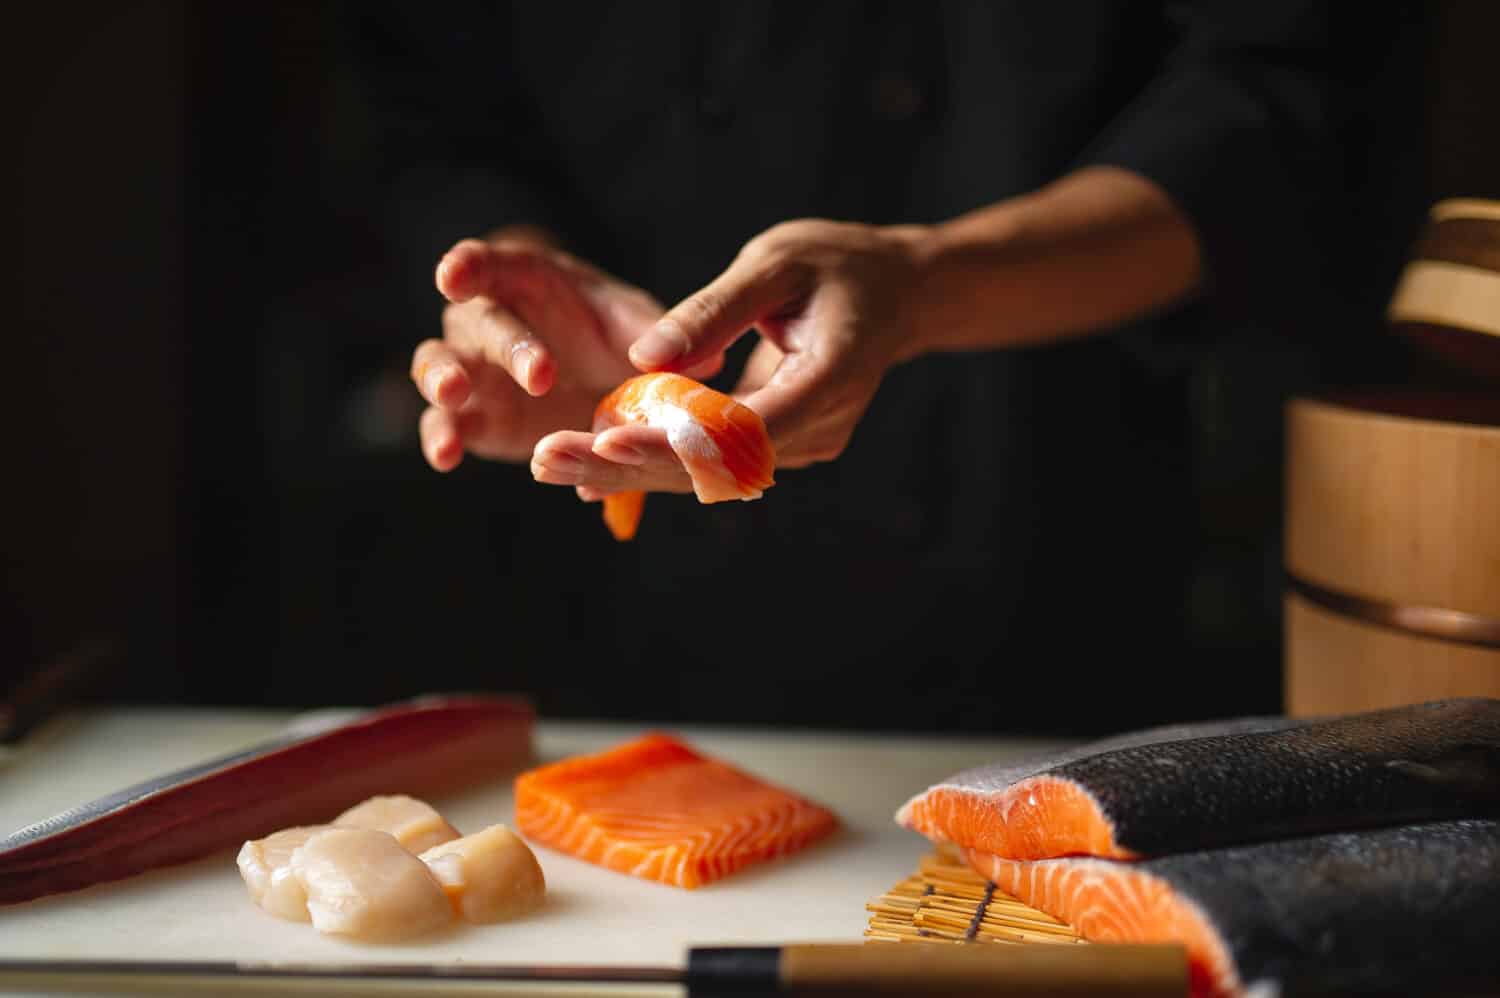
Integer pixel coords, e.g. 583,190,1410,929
629,251,808,373
681,350,727,382
434,239,534,304
419,406,466,472
733,339,785,397
531,429,692,494
591,425,674,467
443,301,556,397
740,344,840,447
411,340,474,410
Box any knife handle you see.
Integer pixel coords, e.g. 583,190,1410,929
687,942,1188,997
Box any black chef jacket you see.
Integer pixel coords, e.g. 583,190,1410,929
334,1,1422,733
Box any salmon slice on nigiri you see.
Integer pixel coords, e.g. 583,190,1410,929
592,372,775,540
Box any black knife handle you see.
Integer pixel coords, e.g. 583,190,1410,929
686,946,781,996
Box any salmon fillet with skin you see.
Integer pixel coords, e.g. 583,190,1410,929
897,698,1500,861
592,372,775,541
964,819,1500,998
513,733,837,889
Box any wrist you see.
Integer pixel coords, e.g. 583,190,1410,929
890,200,1037,355
875,222,946,363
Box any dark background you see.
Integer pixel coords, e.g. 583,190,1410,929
7,3,1498,736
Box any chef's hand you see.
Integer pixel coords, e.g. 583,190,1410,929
410,230,723,471
535,219,931,500
545,167,1200,501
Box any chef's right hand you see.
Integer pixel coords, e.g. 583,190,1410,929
411,231,721,471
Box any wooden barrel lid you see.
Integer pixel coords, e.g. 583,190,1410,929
1388,198,1500,379
1285,394,1500,630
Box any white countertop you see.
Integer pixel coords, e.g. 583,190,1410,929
0,707,1070,996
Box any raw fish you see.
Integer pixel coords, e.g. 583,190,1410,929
514,733,836,888
0,694,534,906
964,819,1500,998
898,699,1500,861
592,372,775,540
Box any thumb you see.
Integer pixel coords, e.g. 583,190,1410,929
629,256,804,372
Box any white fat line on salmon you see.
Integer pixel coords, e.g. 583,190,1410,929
636,381,722,461
633,384,765,502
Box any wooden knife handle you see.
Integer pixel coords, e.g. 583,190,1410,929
777,942,1187,997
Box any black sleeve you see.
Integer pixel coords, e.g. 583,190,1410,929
1079,1,1357,325
334,2,569,279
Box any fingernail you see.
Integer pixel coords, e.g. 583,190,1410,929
540,452,584,474
435,255,465,298
631,320,689,367
512,346,535,386
594,438,647,465
423,365,448,401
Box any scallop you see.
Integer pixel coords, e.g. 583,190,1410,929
332,794,460,854
236,825,328,921
420,824,546,923
291,827,452,940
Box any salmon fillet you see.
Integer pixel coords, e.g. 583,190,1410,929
592,372,775,540
513,733,837,888
898,698,1500,861
964,819,1500,998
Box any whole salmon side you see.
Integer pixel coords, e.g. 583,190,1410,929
965,818,1500,998
898,698,1500,861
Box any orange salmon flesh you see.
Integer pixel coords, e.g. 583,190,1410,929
514,733,837,888
898,777,1137,861
592,373,775,541
963,848,1237,998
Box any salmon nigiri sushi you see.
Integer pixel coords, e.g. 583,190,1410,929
593,372,775,541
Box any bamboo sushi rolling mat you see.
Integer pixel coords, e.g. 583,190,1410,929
866,848,1086,946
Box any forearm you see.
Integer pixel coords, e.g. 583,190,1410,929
899,166,1202,356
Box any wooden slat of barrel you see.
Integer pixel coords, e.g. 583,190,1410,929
1283,395,1500,716
1285,592,1500,716
1285,396,1500,619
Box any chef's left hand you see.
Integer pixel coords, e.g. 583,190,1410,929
553,219,932,501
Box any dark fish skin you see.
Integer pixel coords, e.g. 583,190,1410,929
1055,698,1500,856
932,714,1309,794
1147,818,1500,996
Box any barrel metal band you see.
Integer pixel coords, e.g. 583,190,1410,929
1287,574,1500,649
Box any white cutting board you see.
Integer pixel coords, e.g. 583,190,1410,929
0,708,1068,995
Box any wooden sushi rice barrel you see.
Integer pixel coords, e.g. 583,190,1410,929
1387,198,1500,379
1285,200,1500,715
1284,395,1500,715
